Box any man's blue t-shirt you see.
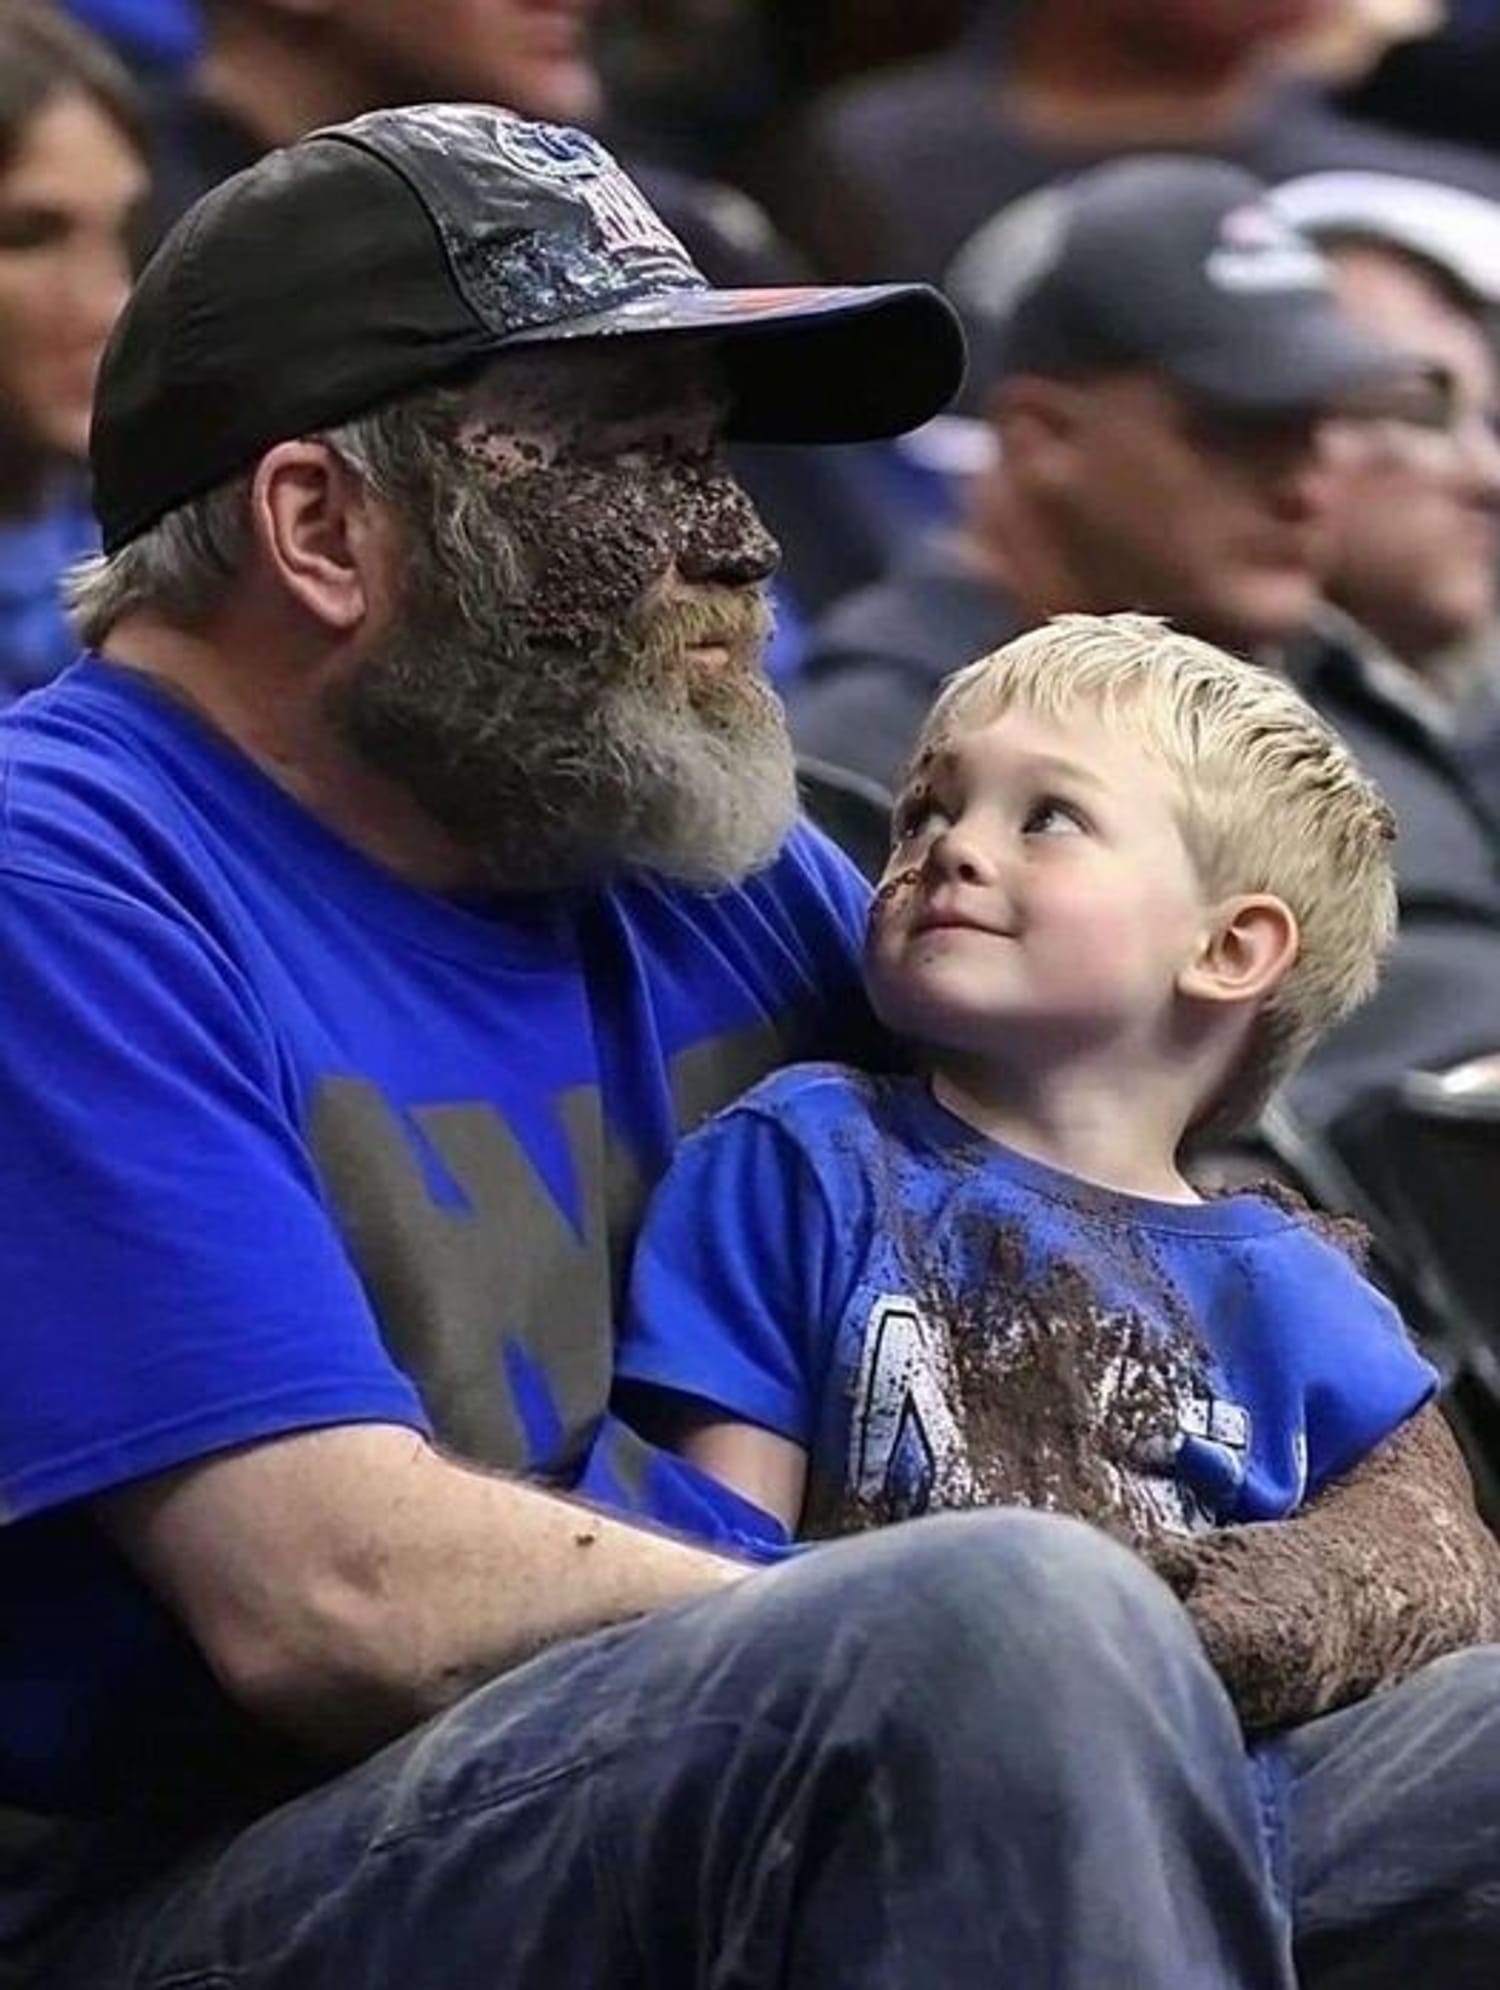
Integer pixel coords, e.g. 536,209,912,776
619,1066,1436,1543
0,662,870,1817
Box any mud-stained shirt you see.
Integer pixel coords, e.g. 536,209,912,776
0,661,869,1817
619,1064,1436,1547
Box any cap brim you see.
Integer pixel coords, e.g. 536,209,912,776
1170,305,1413,415
1273,172,1500,310
506,282,968,443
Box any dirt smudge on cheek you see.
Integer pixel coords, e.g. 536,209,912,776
873,864,922,909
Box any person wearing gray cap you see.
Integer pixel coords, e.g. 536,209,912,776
789,153,1416,798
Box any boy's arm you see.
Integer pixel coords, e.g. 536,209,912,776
630,1394,809,1532
615,1088,846,1538
1149,1403,1500,1731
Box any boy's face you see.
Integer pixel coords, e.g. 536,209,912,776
867,705,1212,1065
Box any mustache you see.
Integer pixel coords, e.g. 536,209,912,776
643,588,775,659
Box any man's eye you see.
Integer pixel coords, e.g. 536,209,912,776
1023,798,1087,836
0,207,65,253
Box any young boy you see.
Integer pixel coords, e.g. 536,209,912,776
616,612,1500,1731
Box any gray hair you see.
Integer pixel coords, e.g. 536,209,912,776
67,373,503,648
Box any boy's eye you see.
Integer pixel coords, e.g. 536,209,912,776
892,795,945,844
1023,797,1087,837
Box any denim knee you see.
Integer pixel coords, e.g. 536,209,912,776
745,1509,1209,1749
825,1507,1184,1652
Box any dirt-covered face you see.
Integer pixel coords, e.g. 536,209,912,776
334,342,798,890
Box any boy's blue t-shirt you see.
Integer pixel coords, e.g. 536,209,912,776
0,661,871,1818
619,1066,1436,1541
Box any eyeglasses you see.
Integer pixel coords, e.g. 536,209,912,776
1340,364,1500,461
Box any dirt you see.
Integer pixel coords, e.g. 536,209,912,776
1151,1403,1500,1729
807,1101,1214,1549
804,1090,1500,1729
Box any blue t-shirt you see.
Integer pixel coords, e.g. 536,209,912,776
0,661,870,1817
0,504,95,706
619,1066,1436,1543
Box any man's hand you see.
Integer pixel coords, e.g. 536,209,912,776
1147,1402,1500,1730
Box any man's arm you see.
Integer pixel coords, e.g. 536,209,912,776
99,1423,746,1764
1149,1403,1500,1730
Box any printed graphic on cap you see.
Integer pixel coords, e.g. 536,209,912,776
489,114,691,266
334,103,703,341
1206,203,1330,296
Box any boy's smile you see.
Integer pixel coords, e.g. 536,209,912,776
867,704,1213,1068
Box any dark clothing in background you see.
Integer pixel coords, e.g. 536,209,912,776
1285,625,1500,1140
762,54,1500,284
142,85,258,242
787,535,1021,791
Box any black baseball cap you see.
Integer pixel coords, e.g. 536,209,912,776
947,155,1410,414
92,104,967,553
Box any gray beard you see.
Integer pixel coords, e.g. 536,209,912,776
331,598,800,893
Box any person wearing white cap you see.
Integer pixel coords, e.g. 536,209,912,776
1265,171,1500,1138
1274,170,1500,683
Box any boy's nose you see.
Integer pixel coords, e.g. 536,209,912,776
925,824,998,887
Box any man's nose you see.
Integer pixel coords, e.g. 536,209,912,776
672,463,782,586
1458,408,1500,503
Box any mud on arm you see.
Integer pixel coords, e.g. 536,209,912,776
1148,1403,1500,1732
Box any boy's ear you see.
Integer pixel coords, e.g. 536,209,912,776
1177,895,1299,1009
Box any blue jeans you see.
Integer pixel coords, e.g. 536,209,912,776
17,1511,1500,1987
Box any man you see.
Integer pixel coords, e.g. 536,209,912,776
142,0,925,660
3,105,1499,1989
788,154,1407,798
1275,172,1500,687
1266,171,1500,1136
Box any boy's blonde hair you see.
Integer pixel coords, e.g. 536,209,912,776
910,612,1398,1134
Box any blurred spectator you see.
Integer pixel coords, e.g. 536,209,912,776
150,0,604,223
753,0,1500,285
63,0,200,78
1289,0,1442,84
788,156,1404,794
0,1,148,705
1342,1,1500,160
1263,171,1500,1133
1274,172,1500,678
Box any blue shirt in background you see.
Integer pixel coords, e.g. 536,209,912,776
0,503,95,707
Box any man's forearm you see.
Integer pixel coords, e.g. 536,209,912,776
104,1424,749,1762
1150,1404,1500,1730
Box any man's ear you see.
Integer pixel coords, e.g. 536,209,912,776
249,441,383,635
1178,895,1299,1010
991,375,1085,486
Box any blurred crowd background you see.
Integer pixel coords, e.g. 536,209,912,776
11,0,1500,1484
